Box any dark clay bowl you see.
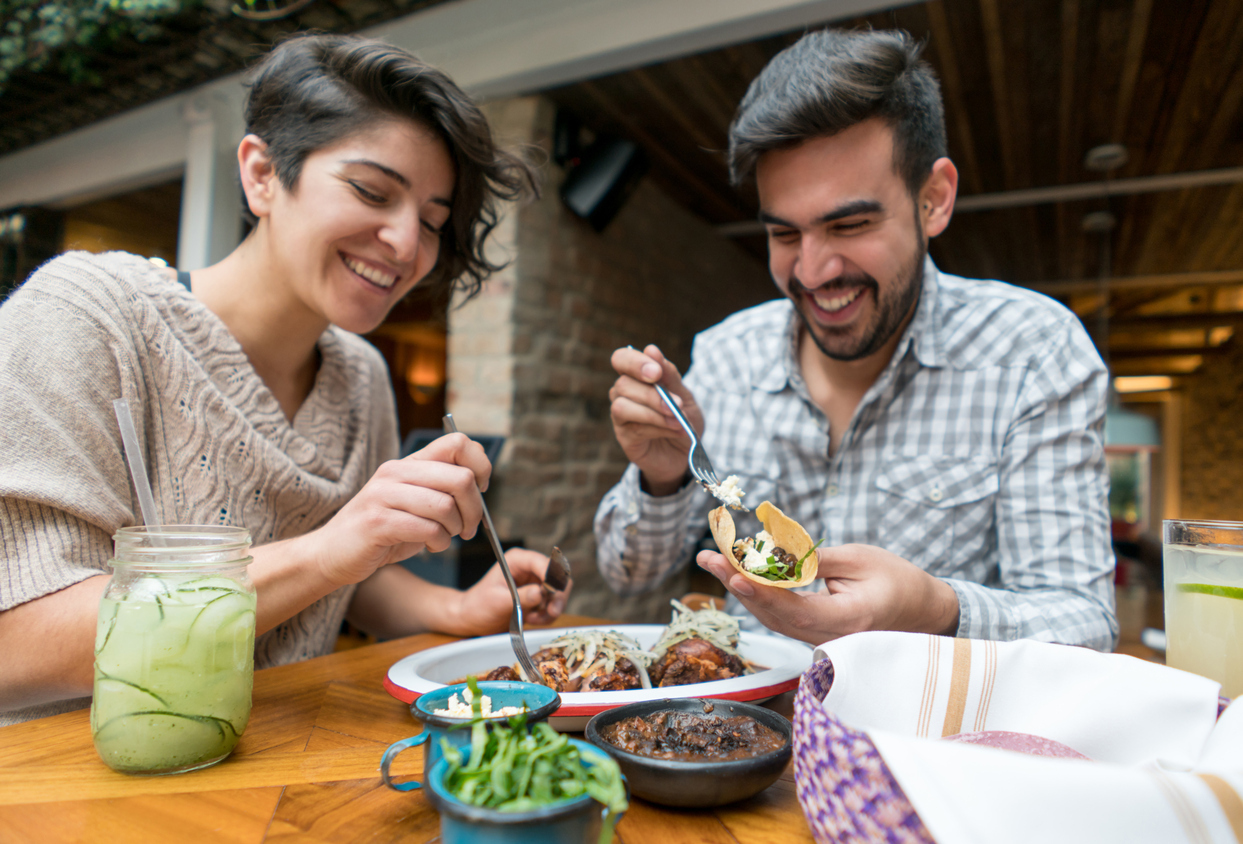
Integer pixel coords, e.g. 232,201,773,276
584,697,792,808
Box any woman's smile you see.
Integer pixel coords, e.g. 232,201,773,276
341,253,399,290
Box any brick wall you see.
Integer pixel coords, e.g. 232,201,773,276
1179,338,1243,521
448,96,774,622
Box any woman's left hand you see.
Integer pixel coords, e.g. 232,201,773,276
455,548,572,636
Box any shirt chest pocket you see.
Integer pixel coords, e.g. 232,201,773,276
871,456,999,567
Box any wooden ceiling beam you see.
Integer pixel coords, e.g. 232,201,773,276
1025,269,1243,296
953,166,1243,212
1107,345,1230,360
1105,310,1243,330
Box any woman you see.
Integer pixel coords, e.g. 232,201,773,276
0,34,565,725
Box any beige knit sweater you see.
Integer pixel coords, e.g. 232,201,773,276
0,251,399,725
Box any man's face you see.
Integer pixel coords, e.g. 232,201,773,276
756,119,926,362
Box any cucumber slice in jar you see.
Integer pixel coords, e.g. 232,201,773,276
189,591,256,634
176,576,247,596
91,677,170,730
92,711,238,772
212,609,258,670
94,601,120,655
94,599,164,679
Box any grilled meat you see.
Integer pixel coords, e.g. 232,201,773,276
582,657,642,691
649,637,745,687
537,655,572,691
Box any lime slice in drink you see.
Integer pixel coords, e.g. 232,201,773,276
1176,583,1243,601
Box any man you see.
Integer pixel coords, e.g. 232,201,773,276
594,28,1116,651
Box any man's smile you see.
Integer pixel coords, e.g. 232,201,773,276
810,287,864,315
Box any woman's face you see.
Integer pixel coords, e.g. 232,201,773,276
258,119,455,335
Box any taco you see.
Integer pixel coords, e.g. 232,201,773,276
708,501,820,589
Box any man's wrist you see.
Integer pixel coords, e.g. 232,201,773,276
639,469,692,498
932,578,961,636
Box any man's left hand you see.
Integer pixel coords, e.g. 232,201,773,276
696,543,959,645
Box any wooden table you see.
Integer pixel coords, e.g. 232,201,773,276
0,616,813,843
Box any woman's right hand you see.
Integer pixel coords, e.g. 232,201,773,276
306,432,492,588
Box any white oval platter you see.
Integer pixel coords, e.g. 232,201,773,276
384,624,814,731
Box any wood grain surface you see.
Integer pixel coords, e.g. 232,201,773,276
0,616,812,843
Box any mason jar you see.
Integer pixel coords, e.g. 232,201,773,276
91,525,256,775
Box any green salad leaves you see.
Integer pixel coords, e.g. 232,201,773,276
751,538,825,582
440,677,627,844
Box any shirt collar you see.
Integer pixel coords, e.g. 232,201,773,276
756,303,800,394
761,255,945,394
903,254,944,369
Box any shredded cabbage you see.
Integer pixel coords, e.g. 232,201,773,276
650,599,745,662
544,629,656,689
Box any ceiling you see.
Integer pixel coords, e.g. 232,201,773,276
0,0,449,157
3,0,1240,387
546,0,1243,386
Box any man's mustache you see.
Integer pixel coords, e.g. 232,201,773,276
789,273,879,297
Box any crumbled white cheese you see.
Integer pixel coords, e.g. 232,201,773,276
433,687,524,719
708,475,746,509
734,530,776,572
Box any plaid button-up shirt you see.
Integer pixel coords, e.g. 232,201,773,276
595,258,1117,651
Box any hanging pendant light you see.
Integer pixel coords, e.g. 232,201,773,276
1079,144,1160,451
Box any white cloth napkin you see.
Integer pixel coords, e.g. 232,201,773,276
813,632,1243,844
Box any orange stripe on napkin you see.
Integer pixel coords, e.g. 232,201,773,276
1198,774,1243,842
918,635,941,738
941,638,972,737
1151,771,1213,844
974,640,997,732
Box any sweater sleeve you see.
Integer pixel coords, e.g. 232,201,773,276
0,257,145,610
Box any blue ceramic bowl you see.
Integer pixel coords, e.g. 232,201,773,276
425,738,625,844
380,681,560,792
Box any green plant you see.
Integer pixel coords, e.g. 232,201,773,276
0,0,195,92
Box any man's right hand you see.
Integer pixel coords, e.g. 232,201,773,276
607,344,703,496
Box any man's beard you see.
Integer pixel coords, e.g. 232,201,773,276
788,237,926,362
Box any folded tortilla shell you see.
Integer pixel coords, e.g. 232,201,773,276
708,501,818,589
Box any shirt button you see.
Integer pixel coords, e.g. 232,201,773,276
826,484,839,497
928,487,943,503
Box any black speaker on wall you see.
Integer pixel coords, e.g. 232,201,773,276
559,135,649,232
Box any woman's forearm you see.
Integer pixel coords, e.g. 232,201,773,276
247,533,357,636
346,565,465,640
0,574,109,710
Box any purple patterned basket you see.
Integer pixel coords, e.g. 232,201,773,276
792,658,936,844
793,656,1234,843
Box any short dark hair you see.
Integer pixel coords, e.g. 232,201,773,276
243,32,538,299
727,28,946,198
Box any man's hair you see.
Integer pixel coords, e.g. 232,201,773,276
243,33,538,299
727,28,946,197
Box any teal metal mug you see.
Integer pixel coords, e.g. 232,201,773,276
380,681,560,792
425,738,626,844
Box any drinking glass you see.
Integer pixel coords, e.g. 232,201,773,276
1163,519,1243,698
91,525,255,775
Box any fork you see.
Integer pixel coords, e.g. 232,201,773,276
652,382,722,489
442,414,542,686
